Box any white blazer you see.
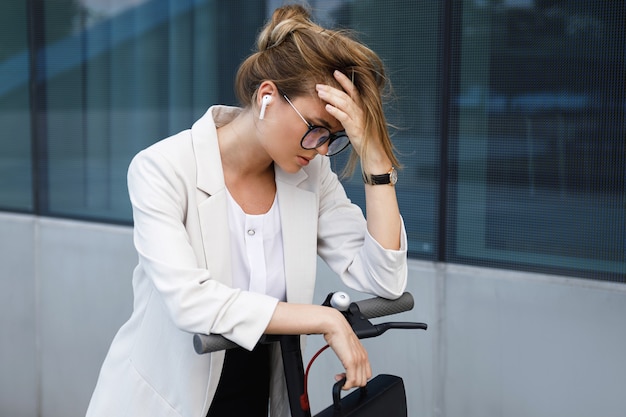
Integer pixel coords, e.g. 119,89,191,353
86,106,408,417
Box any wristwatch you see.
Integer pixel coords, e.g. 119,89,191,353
365,167,397,186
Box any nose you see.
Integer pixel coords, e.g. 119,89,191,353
315,140,330,156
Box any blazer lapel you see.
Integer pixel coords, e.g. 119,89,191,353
191,107,234,287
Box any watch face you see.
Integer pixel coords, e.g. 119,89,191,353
366,167,398,185
390,168,398,185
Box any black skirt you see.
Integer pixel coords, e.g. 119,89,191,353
206,343,271,417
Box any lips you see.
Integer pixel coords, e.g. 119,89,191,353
297,155,311,166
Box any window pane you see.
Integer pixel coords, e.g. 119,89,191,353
327,0,442,259
0,0,32,211
40,0,220,221
450,1,625,281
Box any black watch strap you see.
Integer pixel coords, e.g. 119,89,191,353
364,167,397,185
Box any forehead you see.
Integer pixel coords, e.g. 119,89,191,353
291,94,343,132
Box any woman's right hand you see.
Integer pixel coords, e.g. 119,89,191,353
265,302,371,389
321,307,372,389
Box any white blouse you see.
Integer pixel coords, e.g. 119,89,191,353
225,189,287,301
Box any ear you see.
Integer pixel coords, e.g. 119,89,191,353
256,80,279,108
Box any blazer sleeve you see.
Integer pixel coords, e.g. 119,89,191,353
315,157,408,299
127,142,278,350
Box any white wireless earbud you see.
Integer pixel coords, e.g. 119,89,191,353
259,94,272,120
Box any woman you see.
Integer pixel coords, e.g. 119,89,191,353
86,4,407,417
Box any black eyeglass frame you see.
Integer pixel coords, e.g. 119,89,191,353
282,94,351,156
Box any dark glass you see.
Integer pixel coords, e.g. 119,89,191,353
0,0,32,211
448,1,625,281
329,1,442,259
28,0,264,222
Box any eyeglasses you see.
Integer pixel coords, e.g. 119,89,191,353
282,94,351,156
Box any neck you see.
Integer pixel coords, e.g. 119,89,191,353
217,110,274,179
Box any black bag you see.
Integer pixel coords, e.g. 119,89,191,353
315,374,407,417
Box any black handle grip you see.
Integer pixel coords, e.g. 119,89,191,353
353,292,414,319
193,333,238,354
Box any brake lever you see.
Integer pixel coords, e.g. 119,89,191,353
343,302,427,340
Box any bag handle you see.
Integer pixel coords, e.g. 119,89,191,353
332,377,368,413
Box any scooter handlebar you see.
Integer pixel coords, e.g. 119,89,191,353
193,292,417,355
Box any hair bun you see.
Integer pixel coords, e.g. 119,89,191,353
258,4,313,51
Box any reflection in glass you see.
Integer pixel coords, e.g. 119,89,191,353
451,1,625,279
0,0,32,211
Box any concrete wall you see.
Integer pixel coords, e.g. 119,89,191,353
0,214,135,417
1,213,625,417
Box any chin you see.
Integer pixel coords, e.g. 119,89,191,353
273,161,301,174
284,164,303,174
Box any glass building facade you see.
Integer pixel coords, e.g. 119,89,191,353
1,0,624,282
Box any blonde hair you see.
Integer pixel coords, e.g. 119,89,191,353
235,4,399,176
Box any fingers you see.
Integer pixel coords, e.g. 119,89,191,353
316,84,353,120
315,71,359,119
335,373,346,382
332,345,371,390
333,69,358,97
339,336,371,390
316,72,366,154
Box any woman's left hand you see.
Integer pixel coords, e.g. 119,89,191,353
315,70,367,156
